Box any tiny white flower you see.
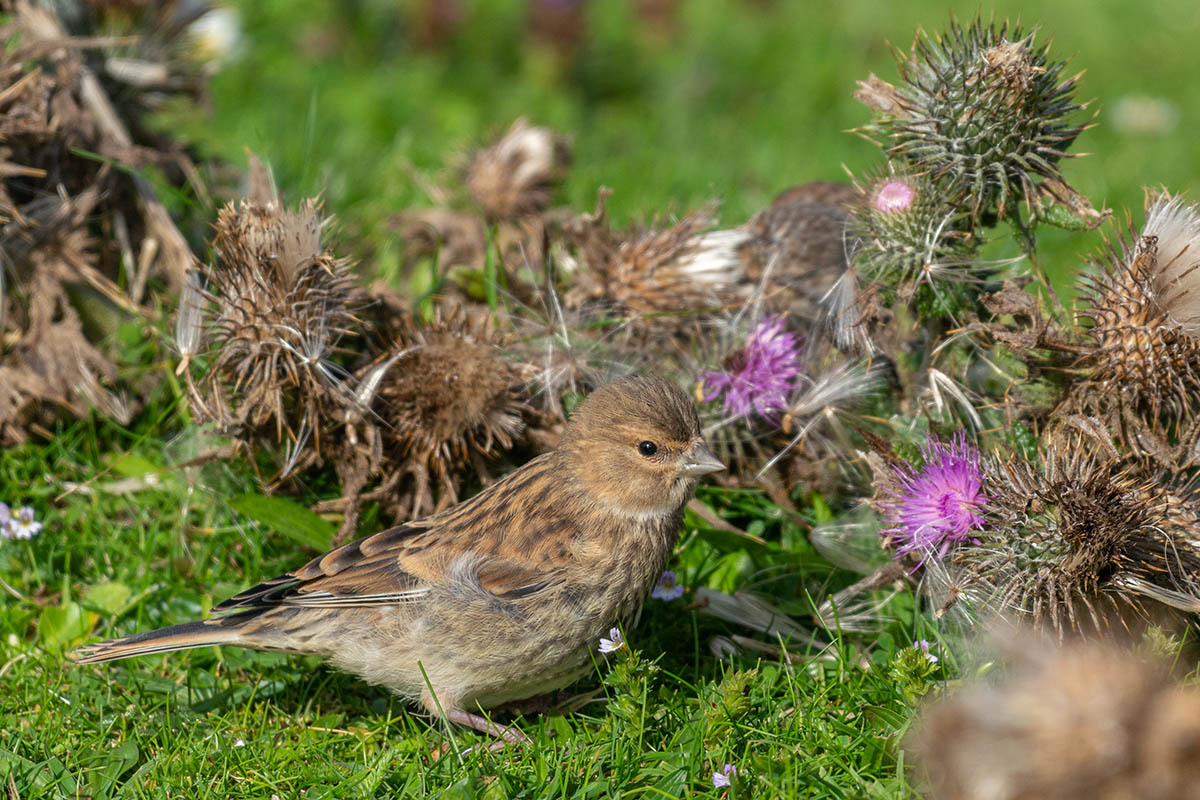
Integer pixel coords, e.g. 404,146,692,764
598,627,625,654
9,506,42,540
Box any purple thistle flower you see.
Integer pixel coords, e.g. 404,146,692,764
701,316,802,422
711,763,738,788
880,433,988,564
651,570,685,601
874,179,916,214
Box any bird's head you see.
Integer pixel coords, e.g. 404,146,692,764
559,375,725,520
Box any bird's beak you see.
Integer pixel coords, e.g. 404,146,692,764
681,441,725,476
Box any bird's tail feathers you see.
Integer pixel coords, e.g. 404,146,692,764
72,617,245,664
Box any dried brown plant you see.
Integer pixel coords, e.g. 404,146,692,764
912,638,1200,800
466,119,570,223
373,305,538,518
185,156,360,463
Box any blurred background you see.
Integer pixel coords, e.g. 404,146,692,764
166,0,1200,286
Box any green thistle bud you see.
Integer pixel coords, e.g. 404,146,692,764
857,17,1091,224
847,170,979,302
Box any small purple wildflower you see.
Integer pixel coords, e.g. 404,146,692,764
702,316,801,422
651,570,685,601
880,433,988,564
0,503,11,539
598,627,625,654
913,639,939,664
711,764,738,788
874,179,915,214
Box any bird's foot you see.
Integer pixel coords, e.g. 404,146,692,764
446,707,531,747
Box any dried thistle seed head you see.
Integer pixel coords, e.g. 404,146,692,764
860,17,1090,221
378,306,535,516
194,158,358,444
1074,196,1200,426
911,638,1200,800
737,190,854,321
769,181,863,208
566,196,750,316
466,119,570,222
502,289,626,421
391,207,487,275
943,443,1200,635
754,356,888,488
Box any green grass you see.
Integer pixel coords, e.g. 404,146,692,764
1,411,938,797
6,0,1200,796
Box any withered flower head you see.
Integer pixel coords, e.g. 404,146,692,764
932,440,1200,635
567,195,750,317
191,157,358,448
466,119,570,222
1075,195,1200,429
378,305,536,516
736,187,856,322
911,639,1200,800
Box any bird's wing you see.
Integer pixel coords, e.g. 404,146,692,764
213,522,440,611
212,454,576,613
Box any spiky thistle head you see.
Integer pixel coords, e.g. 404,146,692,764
878,432,989,565
857,16,1091,222
466,119,570,222
939,440,1200,635
377,305,536,516
1074,195,1200,431
847,168,981,306
565,194,750,317
192,158,357,446
500,285,630,421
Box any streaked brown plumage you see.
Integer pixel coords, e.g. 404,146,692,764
74,376,724,743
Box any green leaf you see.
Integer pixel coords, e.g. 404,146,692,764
39,601,91,651
0,748,79,795
810,493,834,525
107,453,161,479
83,581,133,616
83,740,139,798
229,493,335,550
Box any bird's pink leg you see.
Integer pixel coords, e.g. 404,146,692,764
446,707,531,746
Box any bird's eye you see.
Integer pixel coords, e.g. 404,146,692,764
637,440,659,457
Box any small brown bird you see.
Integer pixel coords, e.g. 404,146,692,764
75,376,724,743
